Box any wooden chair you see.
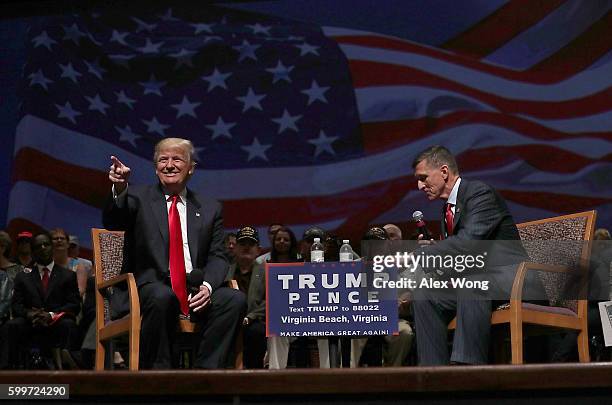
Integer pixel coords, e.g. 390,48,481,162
449,210,597,364
92,228,243,370
92,228,140,370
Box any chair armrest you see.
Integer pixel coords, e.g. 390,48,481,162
509,261,571,302
97,273,133,290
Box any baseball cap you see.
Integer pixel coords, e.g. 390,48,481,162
236,226,259,243
363,226,388,241
17,231,33,240
68,235,79,246
302,226,326,241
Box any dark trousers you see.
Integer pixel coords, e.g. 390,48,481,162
413,286,491,365
139,281,246,369
243,320,266,369
4,317,78,369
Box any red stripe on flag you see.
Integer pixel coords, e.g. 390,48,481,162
457,145,612,174
349,60,612,119
499,190,611,214
441,0,566,58
335,35,566,84
528,11,612,74
361,111,611,154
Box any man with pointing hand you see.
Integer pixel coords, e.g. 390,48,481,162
103,137,246,369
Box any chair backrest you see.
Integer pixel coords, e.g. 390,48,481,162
517,211,596,310
91,228,125,322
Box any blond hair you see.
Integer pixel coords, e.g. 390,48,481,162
154,138,196,165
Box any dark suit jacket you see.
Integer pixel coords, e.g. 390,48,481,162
421,179,527,294
11,264,80,319
226,263,265,322
102,183,228,291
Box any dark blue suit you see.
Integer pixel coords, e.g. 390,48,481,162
413,179,526,365
103,184,246,369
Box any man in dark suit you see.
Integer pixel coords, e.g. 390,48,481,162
6,232,81,369
411,145,526,365
103,137,246,369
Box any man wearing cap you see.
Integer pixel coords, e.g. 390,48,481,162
13,232,34,268
103,137,246,369
225,226,266,368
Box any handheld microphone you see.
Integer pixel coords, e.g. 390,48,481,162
187,270,204,295
412,210,432,240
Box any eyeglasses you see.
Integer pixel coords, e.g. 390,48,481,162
51,236,67,241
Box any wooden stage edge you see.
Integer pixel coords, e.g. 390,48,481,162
2,363,612,397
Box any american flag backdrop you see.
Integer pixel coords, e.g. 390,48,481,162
6,1,612,255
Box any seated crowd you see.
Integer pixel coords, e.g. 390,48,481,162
0,222,610,370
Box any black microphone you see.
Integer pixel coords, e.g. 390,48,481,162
187,270,204,296
412,210,432,240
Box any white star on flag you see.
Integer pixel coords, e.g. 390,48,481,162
115,125,141,148
139,74,166,96
32,31,56,50
55,101,81,124
301,80,329,105
308,131,338,157
202,68,232,92
85,94,110,115
241,137,272,161
142,117,170,136
115,90,136,109
29,69,53,90
266,61,294,83
272,109,301,134
171,95,201,118
59,63,81,83
236,87,266,112
206,116,236,139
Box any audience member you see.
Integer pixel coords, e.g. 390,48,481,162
103,137,246,369
256,223,284,264
411,145,527,365
0,231,23,282
67,236,92,297
50,228,70,269
6,232,80,369
268,226,331,369
383,224,403,241
223,232,237,264
351,226,414,367
269,226,300,263
226,226,266,368
13,231,33,268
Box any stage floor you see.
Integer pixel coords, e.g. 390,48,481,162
2,363,612,403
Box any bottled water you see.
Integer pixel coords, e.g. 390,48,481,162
311,237,324,262
339,239,353,262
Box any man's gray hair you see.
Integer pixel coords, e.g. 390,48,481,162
154,138,196,164
412,145,459,175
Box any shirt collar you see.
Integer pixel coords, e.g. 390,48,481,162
38,261,54,273
447,177,462,206
164,188,187,204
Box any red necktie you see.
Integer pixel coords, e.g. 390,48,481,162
41,268,50,293
168,195,189,315
445,203,454,237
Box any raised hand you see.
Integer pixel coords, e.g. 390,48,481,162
109,155,131,194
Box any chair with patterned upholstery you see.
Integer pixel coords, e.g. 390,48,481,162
92,228,140,371
92,228,243,370
449,210,597,364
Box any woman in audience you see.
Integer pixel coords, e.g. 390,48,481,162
268,226,300,263
0,231,23,282
50,228,70,268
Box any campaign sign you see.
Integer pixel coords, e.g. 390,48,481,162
266,261,398,338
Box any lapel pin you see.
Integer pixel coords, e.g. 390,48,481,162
196,212,201,217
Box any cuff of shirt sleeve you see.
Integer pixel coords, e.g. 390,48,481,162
201,281,212,294
112,184,128,200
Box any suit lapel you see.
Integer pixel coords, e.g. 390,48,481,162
31,266,44,299
186,189,203,264
150,185,169,245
